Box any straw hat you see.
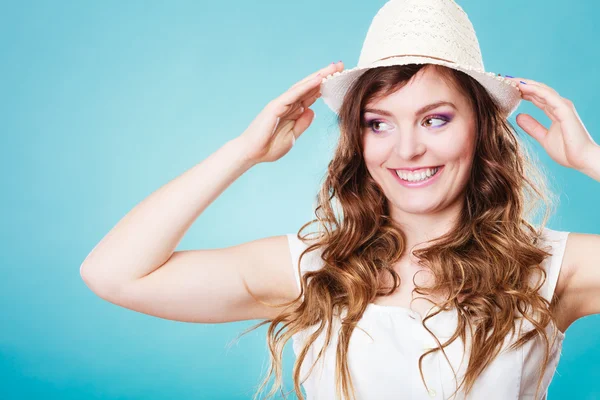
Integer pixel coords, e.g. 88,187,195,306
319,0,522,117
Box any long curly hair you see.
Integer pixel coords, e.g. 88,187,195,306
239,63,562,400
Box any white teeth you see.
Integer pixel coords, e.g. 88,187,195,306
396,167,440,182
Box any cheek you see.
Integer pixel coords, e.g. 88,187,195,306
362,137,392,167
438,137,472,161
434,126,477,162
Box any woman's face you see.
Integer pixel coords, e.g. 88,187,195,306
361,67,477,216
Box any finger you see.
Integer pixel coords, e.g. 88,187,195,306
515,78,553,91
275,62,342,115
504,77,554,102
297,85,320,103
287,104,306,119
302,91,321,109
516,113,548,144
522,93,548,109
300,86,322,107
521,94,559,122
285,89,320,121
503,76,550,90
518,83,573,122
516,80,560,99
507,77,564,106
291,61,344,90
279,86,320,119
283,91,321,122
274,74,323,114
292,108,315,139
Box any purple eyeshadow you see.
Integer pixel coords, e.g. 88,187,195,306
433,113,453,121
362,113,453,133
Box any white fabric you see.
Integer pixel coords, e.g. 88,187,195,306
286,228,570,399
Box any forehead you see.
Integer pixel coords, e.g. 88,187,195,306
365,66,467,113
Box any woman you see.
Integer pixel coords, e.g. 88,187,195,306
80,0,600,399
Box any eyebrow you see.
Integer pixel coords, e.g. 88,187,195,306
363,101,457,117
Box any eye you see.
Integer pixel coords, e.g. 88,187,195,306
422,115,451,128
363,119,392,134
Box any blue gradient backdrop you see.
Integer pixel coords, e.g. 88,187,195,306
1,0,598,398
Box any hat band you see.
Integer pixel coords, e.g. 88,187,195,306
374,54,456,64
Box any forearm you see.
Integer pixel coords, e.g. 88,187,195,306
580,144,600,182
80,137,256,287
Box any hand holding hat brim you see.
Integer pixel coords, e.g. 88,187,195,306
236,62,345,164
504,76,597,173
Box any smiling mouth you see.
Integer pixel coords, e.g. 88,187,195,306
394,166,442,182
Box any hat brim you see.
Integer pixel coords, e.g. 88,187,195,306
319,55,522,118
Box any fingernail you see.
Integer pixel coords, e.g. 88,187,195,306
520,81,527,84
505,75,514,78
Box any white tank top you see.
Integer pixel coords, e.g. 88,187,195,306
286,227,570,400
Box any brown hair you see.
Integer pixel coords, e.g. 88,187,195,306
239,64,562,400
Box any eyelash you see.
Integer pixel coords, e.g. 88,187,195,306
362,114,451,134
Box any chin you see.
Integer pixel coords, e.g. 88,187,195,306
389,197,442,214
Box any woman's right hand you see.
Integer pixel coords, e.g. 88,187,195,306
238,61,344,164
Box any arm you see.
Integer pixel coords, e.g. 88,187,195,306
80,139,298,322
503,77,600,332
556,231,600,330
98,234,301,323
80,138,255,292
80,61,343,323
555,145,600,330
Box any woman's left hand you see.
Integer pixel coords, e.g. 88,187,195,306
505,77,598,173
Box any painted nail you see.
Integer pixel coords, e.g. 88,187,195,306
505,75,514,78
520,80,527,84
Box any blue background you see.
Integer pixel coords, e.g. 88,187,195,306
1,0,599,398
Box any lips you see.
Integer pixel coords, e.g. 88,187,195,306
391,165,443,173
390,165,444,188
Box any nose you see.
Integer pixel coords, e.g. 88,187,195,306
393,129,426,160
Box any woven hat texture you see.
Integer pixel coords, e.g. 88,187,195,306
320,0,521,117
